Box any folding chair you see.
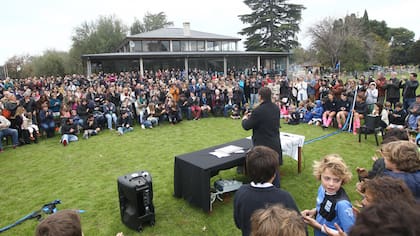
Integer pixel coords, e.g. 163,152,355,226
358,115,384,146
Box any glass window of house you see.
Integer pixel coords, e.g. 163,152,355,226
181,41,189,51
142,40,169,52
222,41,230,51
160,40,170,51
228,41,236,51
142,40,149,52
214,41,221,51
190,41,198,51
207,41,215,51
132,41,142,52
172,40,181,51
197,41,205,51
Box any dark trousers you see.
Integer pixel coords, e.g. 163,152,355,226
387,97,399,109
273,170,281,188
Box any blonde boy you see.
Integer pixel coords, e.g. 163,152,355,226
301,154,354,236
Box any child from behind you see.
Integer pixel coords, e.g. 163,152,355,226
250,204,306,236
234,146,300,236
301,154,355,236
35,209,124,236
35,210,83,236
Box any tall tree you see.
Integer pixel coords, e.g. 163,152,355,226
130,12,173,35
130,18,145,35
389,27,415,65
368,20,390,41
239,0,304,51
361,9,370,33
4,55,33,79
31,50,68,77
409,39,420,64
307,15,362,69
69,15,127,72
363,33,390,66
291,47,318,65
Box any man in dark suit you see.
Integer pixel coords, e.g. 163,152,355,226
242,87,282,187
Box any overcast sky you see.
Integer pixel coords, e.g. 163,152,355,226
1,0,419,65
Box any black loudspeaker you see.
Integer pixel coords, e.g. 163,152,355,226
117,171,155,232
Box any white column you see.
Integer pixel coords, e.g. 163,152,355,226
184,57,189,80
286,55,290,75
86,59,92,78
257,56,261,73
139,57,144,78
223,56,227,77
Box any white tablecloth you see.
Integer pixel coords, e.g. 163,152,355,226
246,132,305,161
280,132,305,161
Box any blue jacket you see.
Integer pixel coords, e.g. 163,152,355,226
384,170,420,201
312,100,324,118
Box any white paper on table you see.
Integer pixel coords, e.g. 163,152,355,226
210,145,245,158
209,151,230,158
214,145,244,154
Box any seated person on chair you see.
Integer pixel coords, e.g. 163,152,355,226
234,146,300,236
352,94,368,135
321,93,338,128
200,92,211,117
307,100,324,126
39,103,56,138
387,102,407,130
407,95,420,130
371,103,389,129
0,111,19,152
336,93,351,129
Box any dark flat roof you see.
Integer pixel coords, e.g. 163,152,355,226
82,51,291,60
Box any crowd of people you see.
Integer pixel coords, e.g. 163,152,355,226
0,67,288,150
1,67,418,150
1,67,420,150
282,71,420,135
1,67,420,236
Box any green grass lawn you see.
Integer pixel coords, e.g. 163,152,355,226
0,118,378,235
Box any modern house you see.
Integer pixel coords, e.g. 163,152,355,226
82,22,290,78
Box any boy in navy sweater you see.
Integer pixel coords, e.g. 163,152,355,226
233,146,301,236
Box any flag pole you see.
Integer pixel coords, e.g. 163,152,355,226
338,61,340,80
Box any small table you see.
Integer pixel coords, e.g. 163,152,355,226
173,139,252,212
173,133,305,212
279,132,305,173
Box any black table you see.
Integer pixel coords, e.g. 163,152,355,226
173,138,252,212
